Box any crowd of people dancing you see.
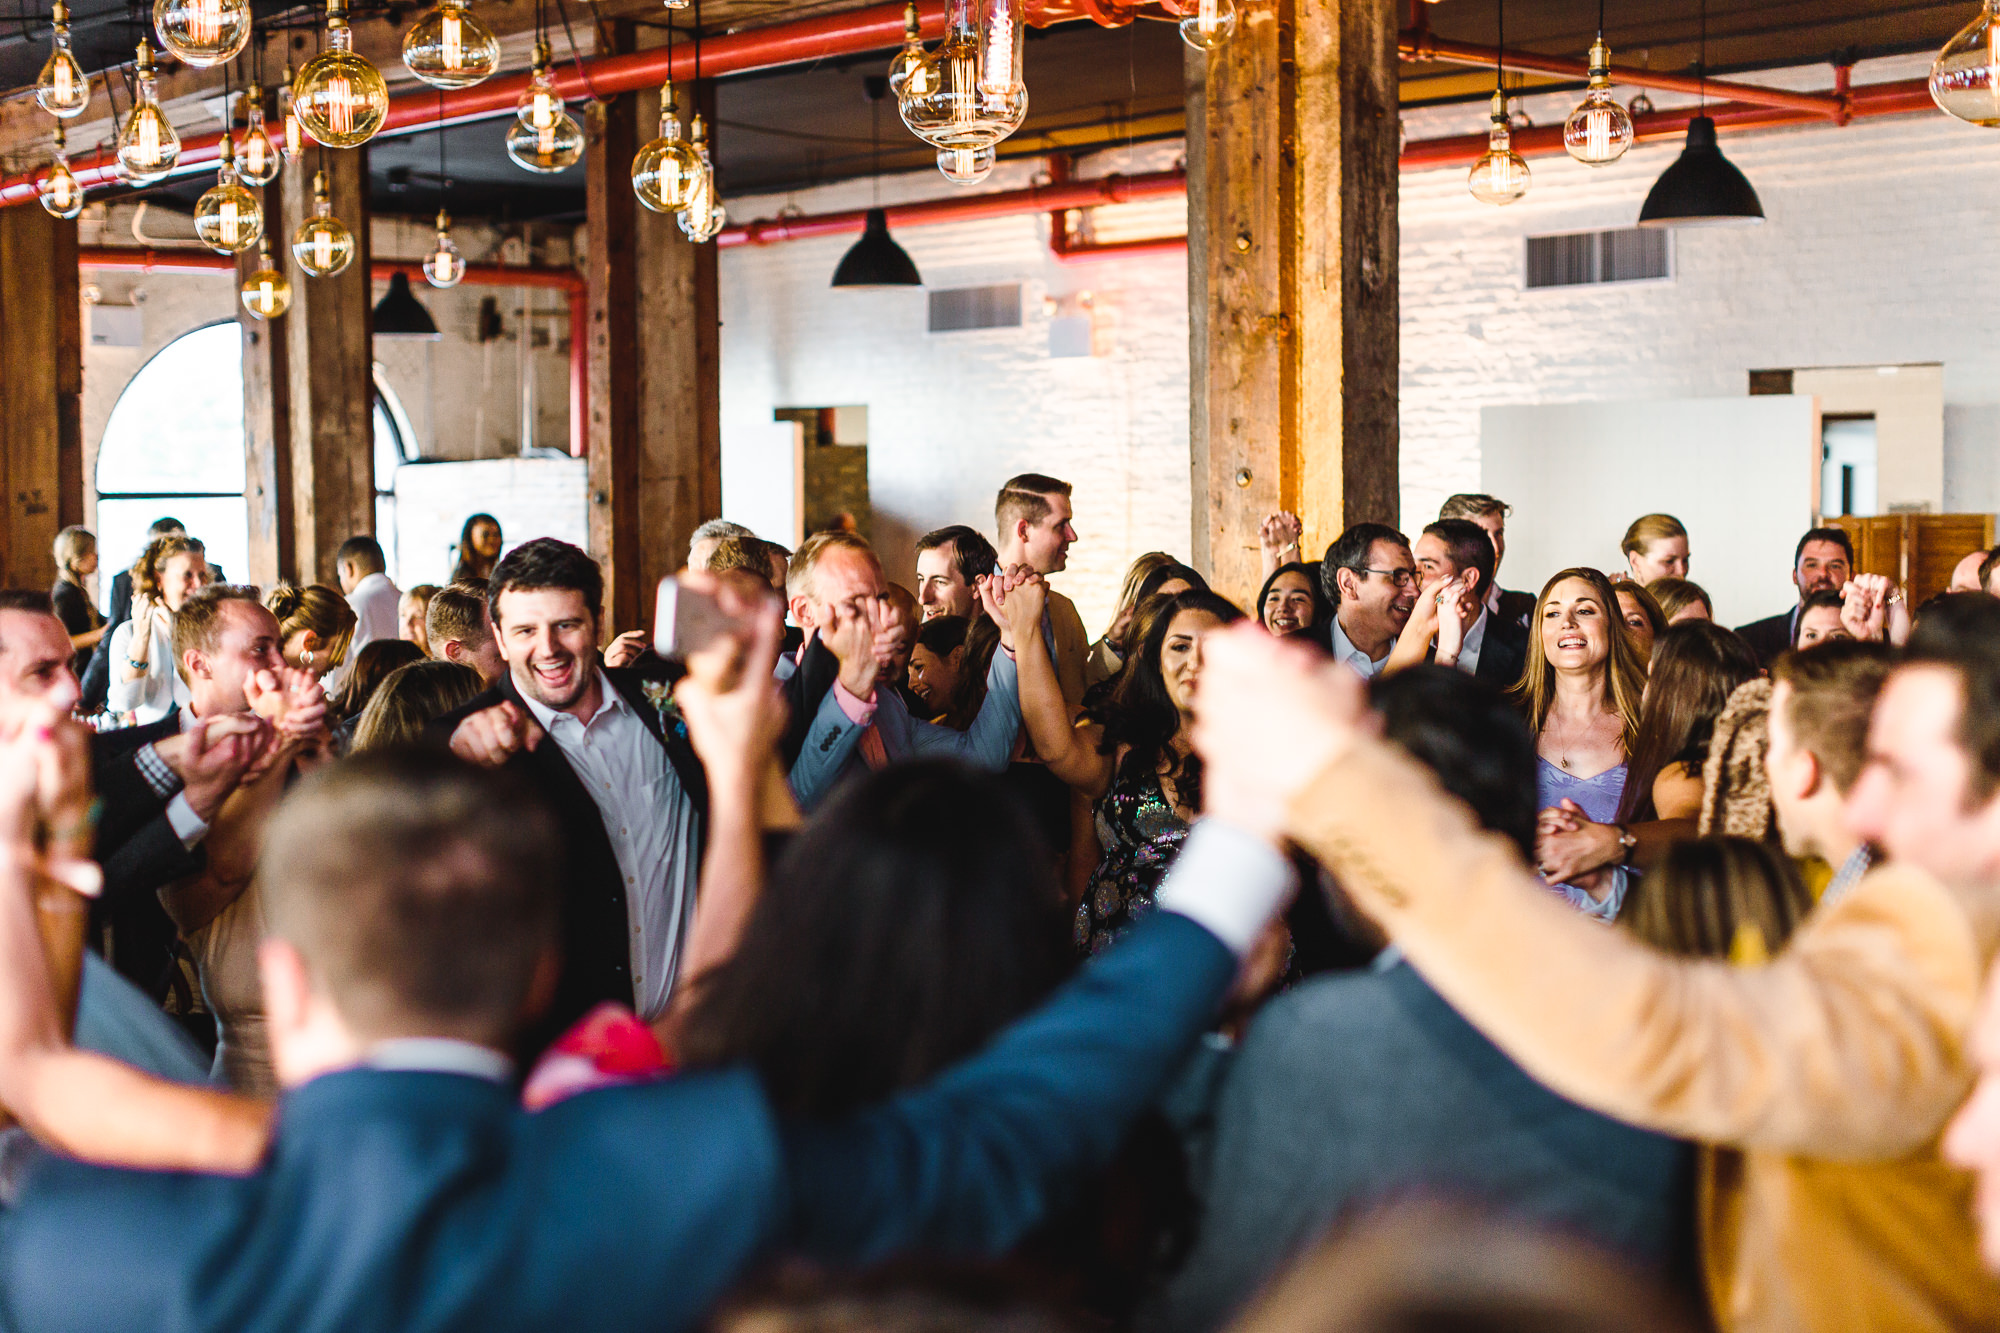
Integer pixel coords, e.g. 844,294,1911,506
5,476,2000,1332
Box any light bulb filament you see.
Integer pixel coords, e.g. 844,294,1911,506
1198,0,1220,34
138,113,160,163
314,229,333,269
442,10,462,67
980,5,1013,98
532,88,555,130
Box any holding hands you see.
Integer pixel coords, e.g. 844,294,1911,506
1259,512,1304,577
978,564,1046,652
1840,573,1911,647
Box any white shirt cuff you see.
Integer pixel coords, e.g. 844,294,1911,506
165,792,209,849
1156,819,1296,958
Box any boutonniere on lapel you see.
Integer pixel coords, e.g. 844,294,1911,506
640,680,690,742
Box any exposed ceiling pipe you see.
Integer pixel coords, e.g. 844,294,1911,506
78,247,589,457
1044,155,1185,261
1401,31,1850,119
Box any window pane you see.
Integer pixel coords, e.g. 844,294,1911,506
96,323,246,496
96,496,249,609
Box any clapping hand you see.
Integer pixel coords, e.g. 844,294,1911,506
0,701,100,901
603,630,650,670
244,666,332,772
156,713,273,821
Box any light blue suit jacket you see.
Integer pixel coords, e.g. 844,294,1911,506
789,648,1021,811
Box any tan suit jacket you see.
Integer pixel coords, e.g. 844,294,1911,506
1287,737,2000,1332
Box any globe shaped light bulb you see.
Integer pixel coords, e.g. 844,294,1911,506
153,0,250,67
241,242,292,319
937,143,994,184
630,91,702,213
887,2,933,100
1468,92,1530,205
1178,0,1236,52
899,1,1027,150
426,210,466,288
505,104,585,173
1563,40,1634,165
36,7,89,118
117,47,180,183
1932,0,2000,126
293,2,390,148
40,131,82,221
678,197,726,243
195,152,262,254
403,0,500,90
292,172,356,277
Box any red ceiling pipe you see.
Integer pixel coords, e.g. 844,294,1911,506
1401,31,1850,119
1398,76,1931,171
1043,156,1185,261
79,247,590,456
720,167,1187,248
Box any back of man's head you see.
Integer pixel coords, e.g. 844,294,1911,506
1906,593,2000,804
426,583,489,653
259,750,559,1047
705,535,775,588
994,474,1071,536
1437,493,1510,524
335,536,386,577
488,538,602,626
147,515,186,538
1769,640,1895,796
916,525,999,585
1421,519,1497,593
173,584,266,677
787,531,876,603
1320,522,1409,608
1369,665,1538,862
690,519,754,564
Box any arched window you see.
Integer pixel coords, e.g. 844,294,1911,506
95,322,409,601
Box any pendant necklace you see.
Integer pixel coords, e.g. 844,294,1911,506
1549,710,1573,771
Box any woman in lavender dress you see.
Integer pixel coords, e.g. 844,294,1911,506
1508,568,1649,921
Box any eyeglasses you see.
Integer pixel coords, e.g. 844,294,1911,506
1356,567,1417,590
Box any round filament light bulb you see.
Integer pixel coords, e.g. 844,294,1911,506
937,143,994,184
36,10,89,118
293,8,389,148
899,0,1027,150
1178,0,1236,52
1932,0,2000,126
887,2,932,100
241,248,292,319
195,170,262,253
631,96,703,213
403,0,500,89
1469,130,1531,205
506,100,585,173
426,212,466,288
152,0,251,67
1562,41,1634,165
293,176,356,277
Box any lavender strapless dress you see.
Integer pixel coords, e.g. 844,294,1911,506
1537,757,1630,921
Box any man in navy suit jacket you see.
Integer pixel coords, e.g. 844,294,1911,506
0,742,1293,1332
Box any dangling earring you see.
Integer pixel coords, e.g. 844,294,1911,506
303,649,313,668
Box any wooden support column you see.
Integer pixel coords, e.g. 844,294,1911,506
1187,0,1399,603
0,207,83,590
241,182,294,587
281,149,375,585
587,28,721,637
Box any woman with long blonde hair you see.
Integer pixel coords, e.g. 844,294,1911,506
1509,567,1648,919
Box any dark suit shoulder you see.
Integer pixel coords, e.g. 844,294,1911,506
424,683,512,743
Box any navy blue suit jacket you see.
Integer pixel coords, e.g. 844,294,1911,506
0,912,1236,1333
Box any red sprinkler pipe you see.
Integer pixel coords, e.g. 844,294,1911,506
79,247,590,457
1044,155,1185,261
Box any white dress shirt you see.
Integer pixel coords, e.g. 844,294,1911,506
518,670,699,1022
346,572,403,658
1329,617,1388,680
1454,606,1489,676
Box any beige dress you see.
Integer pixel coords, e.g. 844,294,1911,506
185,882,274,1097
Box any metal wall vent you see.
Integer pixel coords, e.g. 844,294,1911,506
1525,229,1671,289
928,284,1023,333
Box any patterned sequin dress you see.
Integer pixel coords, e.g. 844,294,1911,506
1077,767,1191,955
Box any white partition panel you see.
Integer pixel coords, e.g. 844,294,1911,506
1481,396,1818,628
391,457,590,589
723,418,805,548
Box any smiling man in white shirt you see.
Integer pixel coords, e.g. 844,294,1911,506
1319,523,1418,680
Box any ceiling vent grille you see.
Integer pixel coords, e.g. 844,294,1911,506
1526,229,1671,289
928,284,1023,333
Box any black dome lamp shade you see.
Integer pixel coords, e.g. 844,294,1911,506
373,270,442,339
833,208,922,288
1637,115,1764,228
833,74,922,289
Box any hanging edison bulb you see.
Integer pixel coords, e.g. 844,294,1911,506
1933,0,2000,125
194,135,262,254
39,125,83,221
241,237,292,319
403,0,500,89
277,63,304,161
1177,0,1236,52
886,2,933,101
425,208,467,287
35,1,90,117
675,113,724,241
937,143,993,184
153,0,250,67
504,43,584,172
1562,37,1634,164
899,0,1027,151
1468,89,1530,205
293,0,390,148
630,84,703,213
238,85,280,185
117,45,180,183
292,170,356,276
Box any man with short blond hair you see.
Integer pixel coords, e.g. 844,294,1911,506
993,474,1086,711
426,582,504,685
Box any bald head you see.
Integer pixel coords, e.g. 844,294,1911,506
1952,549,1991,595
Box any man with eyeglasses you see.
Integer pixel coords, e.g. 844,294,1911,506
1318,523,1419,679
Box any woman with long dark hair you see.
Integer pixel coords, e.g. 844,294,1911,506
451,512,503,584
1256,561,1330,642
999,579,1244,954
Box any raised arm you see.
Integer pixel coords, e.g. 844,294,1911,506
984,573,1109,797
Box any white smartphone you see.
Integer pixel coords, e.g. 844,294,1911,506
652,576,742,661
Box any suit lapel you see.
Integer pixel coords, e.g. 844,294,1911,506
604,668,708,818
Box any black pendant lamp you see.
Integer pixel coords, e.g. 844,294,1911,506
833,75,921,289
373,270,442,338
1637,0,1763,228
